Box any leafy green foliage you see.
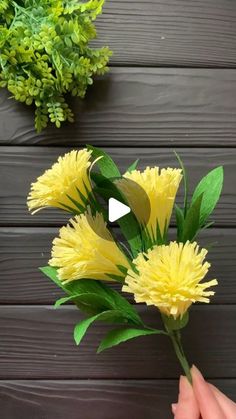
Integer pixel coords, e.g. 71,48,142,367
74,310,131,346
181,194,203,242
41,265,157,348
41,265,144,323
97,327,167,353
87,145,121,178
191,166,224,226
0,0,112,132
175,162,224,243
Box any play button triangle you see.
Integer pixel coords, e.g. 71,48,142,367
108,198,131,222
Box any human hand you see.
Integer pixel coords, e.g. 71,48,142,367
172,365,236,418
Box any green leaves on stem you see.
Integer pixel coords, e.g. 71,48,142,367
175,154,224,243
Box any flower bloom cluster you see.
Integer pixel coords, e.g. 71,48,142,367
28,148,217,320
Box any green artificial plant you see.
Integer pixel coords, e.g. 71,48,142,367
0,0,112,132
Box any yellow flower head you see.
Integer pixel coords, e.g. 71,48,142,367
49,210,130,283
116,167,182,240
27,149,92,213
123,241,217,319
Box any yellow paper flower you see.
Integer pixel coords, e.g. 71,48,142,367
123,241,217,319
27,149,92,213
49,210,130,283
116,167,182,240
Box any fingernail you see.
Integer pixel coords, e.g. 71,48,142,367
171,403,177,414
191,365,204,381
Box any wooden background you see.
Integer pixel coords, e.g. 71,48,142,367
1,1,236,417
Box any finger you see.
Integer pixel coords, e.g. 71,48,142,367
172,403,177,415
174,376,199,419
208,383,236,419
191,366,226,419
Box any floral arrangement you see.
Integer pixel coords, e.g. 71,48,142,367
0,0,111,132
27,146,223,382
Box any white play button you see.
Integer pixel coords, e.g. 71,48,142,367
108,197,131,222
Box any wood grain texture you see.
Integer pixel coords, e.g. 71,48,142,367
0,379,235,419
0,305,235,379
1,68,236,146
0,147,234,226
0,227,235,304
94,0,236,67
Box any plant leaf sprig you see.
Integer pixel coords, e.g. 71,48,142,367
0,0,112,132
174,152,223,243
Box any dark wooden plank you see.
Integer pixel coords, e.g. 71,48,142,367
0,305,235,379
0,379,235,419
1,68,236,146
94,0,236,68
0,147,234,226
0,227,235,304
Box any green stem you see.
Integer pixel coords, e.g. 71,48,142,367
162,316,192,383
170,330,192,384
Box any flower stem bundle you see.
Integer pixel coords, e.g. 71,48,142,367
27,146,224,381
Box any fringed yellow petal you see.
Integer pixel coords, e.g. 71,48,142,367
49,210,130,283
116,167,182,240
27,149,92,213
123,241,217,319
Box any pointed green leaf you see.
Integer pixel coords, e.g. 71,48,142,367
118,212,142,258
74,310,125,346
174,151,188,215
127,159,139,173
41,267,143,325
40,266,67,292
182,194,203,242
104,287,144,326
54,292,114,311
191,166,224,225
97,327,166,353
87,145,121,178
175,204,185,242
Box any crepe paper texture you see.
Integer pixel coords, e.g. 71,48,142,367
28,146,224,383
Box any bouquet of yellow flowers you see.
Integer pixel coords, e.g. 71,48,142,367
27,146,223,383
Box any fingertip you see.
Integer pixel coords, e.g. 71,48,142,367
191,367,226,418
172,403,177,414
191,365,204,381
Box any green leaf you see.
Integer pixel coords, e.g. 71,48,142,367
87,145,121,178
175,204,184,242
74,310,126,346
40,266,67,292
174,152,188,216
54,292,113,311
41,266,143,325
182,193,203,242
118,213,142,258
91,173,142,256
127,159,139,173
97,327,166,353
103,286,144,327
191,166,224,225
